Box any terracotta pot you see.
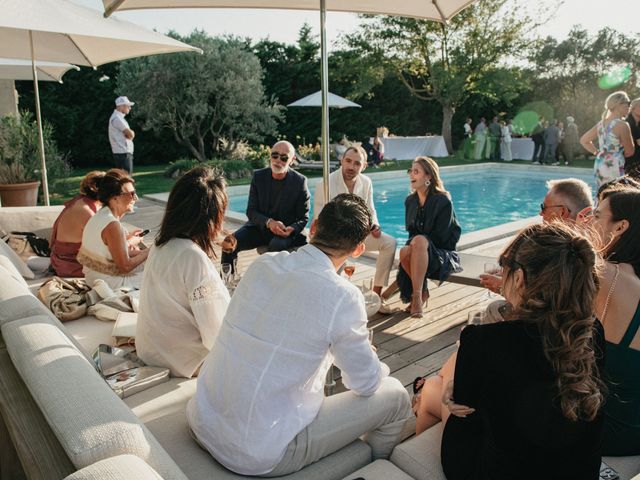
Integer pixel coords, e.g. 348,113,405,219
0,181,41,207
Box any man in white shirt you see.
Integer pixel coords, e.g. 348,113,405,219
187,194,411,477
108,96,135,173
313,146,397,302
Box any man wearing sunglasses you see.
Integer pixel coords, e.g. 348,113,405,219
222,141,310,270
480,177,593,296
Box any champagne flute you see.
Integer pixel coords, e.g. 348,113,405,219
467,309,486,326
221,263,232,286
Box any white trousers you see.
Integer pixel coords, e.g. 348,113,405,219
265,376,412,477
363,231,397,287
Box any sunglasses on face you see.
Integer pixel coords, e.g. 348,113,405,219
539,203,566,212
270,152,290,161
118,190,137,198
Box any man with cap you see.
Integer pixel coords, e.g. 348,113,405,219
108,96,136,173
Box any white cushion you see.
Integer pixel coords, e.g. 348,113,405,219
2,317,187,480
63,314,115,355
0,255,29,288
0,240,34,279
604,456,640,480
125,378,372,480
63,454,163,480
390,422,446,480
342,459,414,480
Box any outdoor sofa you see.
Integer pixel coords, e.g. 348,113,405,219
0,206,639,480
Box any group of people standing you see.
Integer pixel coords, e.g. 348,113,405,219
464,116,514,162
530,116,580,165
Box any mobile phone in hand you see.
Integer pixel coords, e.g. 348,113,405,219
137,229,150,237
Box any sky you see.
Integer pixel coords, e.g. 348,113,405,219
74,0,640,48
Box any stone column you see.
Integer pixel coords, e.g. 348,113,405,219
0,80,19,118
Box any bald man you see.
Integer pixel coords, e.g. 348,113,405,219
222,141,310,269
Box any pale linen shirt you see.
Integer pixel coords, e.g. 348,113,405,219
187,244,389,475
136,239,230,378
313,168,380,226
108,110,133,154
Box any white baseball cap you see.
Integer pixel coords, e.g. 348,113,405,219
115,96,135,107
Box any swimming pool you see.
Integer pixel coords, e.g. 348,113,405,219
228,166,593,244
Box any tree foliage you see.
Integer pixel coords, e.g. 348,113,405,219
118,30,282,161
527,27,640,132
350,0,554,151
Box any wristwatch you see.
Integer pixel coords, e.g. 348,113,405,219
266,218,273,228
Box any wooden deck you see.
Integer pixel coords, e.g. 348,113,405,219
128,197,499,395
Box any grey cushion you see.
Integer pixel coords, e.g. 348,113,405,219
342,459,414,480
390,422,446,480
63,454,164,480
2,317,187,480
0,240,34,279
125,378,372,480
604,456,640,480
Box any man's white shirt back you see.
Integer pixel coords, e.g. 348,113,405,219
186,244,389,475
108,109,133,154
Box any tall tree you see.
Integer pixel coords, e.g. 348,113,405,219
119,30,282,161
351,0,554,152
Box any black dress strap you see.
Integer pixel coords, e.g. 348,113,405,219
619,300,640,347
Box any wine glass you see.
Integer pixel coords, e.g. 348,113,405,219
467,309,486,326
343,260,356,281
481,262,502,299
221,263,232,286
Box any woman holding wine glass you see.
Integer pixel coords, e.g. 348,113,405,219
397,157,461,318
137,167,231,378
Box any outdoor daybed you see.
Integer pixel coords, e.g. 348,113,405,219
1,206,639,480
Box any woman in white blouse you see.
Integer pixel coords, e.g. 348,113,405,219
136,167,231,378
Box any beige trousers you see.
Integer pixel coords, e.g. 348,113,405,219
265,376,412,477
363,231,397,288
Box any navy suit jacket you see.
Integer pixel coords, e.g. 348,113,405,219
246,167,310,236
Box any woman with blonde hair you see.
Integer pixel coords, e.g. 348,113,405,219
581,90,634,187
397,157,461,317
439,222,605,479
49,171,105,277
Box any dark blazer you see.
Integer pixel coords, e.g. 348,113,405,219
246,167,310,235
625,113,640,166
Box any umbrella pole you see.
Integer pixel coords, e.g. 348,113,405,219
30,31,50,206
319,0,330,204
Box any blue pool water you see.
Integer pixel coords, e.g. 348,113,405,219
228,167,593,243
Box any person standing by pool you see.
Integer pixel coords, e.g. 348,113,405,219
580,91,634,187
463,117,473,159
625,97,640,179
221,140,310,271
562,116,579,165
397,157,461,318
500,120,512,162
531,116,545,164
187,194,412,476
473,118,487,161
488,116,502,161
108,96,135,173
313,145,397,302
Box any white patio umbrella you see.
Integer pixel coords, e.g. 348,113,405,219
0,59,79,83
0,0,202,205
288,90,361,109
102,0,476,206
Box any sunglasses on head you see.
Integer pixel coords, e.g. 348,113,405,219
270,152,290,161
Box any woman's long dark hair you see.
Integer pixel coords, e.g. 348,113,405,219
156,166,228,258
600,187,640,276
501,222,603,422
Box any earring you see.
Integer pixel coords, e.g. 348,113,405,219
424,180,431,188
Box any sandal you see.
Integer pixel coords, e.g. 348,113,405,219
409,293,424,318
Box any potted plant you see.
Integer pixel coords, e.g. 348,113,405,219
0,112,68,206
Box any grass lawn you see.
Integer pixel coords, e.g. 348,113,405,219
49,155,595,205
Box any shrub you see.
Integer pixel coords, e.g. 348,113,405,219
244,144,271,169
164,158,200,178
209,158,252,180
0,112,69,185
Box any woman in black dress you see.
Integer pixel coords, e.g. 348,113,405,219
441,222,605,480
397,157,461,318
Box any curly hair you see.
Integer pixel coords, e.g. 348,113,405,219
500,222,604,422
